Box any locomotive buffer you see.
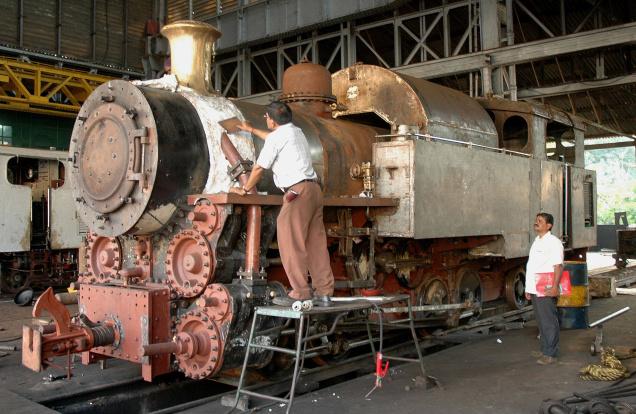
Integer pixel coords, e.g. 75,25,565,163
229,294,430,413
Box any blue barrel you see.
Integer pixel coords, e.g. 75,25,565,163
557,261,589,329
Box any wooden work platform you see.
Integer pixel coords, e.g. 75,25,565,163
187,192,399,207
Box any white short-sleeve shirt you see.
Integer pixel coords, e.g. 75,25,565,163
256,123,317,189
525,231,564,294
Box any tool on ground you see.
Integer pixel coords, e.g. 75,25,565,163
365,352,390,398
589,306,631,355
543,373,636,413
580,347,629,381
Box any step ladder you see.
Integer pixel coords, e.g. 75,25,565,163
231,294,427,413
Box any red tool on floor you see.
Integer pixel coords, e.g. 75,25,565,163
365,352,390,398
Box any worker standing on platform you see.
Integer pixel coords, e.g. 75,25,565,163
525,212,564,365
229,101,334,307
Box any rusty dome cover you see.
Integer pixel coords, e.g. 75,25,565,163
280,60,336,103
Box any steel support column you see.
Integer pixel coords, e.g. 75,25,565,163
479,0,501,96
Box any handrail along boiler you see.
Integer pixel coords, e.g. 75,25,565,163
22,21,596,381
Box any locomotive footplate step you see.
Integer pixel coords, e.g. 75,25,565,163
227,295,430,414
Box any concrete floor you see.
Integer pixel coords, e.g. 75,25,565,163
202,293,636,414
0,253,633,413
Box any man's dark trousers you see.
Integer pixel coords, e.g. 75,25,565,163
532,295,559,357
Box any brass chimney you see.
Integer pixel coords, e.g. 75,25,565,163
160,20,222,94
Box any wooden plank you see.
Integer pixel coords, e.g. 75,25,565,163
589,275,617,298
616,287,636,296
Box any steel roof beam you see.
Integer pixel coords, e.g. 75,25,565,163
517,73,636,99
0,44,143,78
397,22,636,79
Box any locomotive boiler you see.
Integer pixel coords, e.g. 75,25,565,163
22,20,596,382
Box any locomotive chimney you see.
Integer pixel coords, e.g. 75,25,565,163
160,20,222,94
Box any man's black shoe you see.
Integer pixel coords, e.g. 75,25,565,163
272,295,297,307
313,295,332,307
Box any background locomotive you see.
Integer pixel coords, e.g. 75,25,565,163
0,145,82,294
22,20,596,382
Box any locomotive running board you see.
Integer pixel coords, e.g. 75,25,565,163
187,193,399,208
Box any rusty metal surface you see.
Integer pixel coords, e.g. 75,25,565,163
187,193,398,207
219,132,262,274
174,312,223,379
80,284,171,381
82,232,122,284
233,100,379,196
166,230,215,297
332,64,498,146
77,102,137,214
198,284,233,323
280,61,336,104
188,203,220,236
30,42,599,386
477,97,587,131
504,267,528,310
23,288,96,373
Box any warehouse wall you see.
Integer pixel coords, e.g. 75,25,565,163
0,111,73,150
0,0,153,70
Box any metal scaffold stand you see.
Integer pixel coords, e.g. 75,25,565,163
231,294,429,413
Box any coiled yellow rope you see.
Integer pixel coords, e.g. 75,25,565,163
580,348,630,381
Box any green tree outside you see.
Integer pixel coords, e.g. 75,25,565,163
585,145,636,225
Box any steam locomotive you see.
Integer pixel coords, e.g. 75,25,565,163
22,20,596,382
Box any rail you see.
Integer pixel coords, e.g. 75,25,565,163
376,132,534,158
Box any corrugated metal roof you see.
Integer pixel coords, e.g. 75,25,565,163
22,0,57,52
62,0,92,60
509,0,636,136
0,0,152,70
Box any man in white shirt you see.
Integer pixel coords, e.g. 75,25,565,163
229,101,334,307
525,212,564,365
